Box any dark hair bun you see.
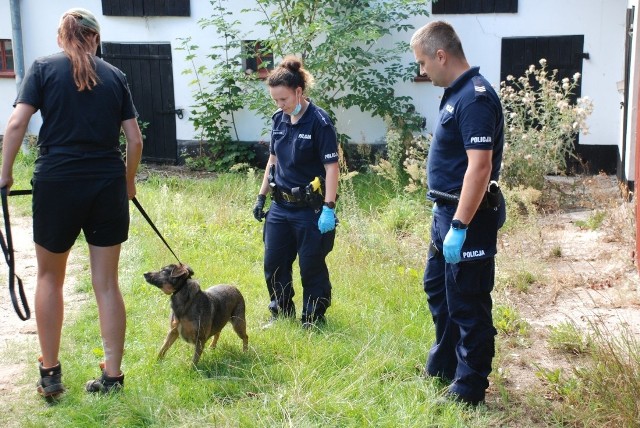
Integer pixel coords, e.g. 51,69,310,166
280,55,302,73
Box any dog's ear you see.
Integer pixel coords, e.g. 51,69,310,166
170,264,189,278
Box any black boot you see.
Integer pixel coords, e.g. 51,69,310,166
36,356,65,400
85,362,124,394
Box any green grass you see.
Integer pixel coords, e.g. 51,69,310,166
0,159,504,427
2,156,638,427
574,210,606,230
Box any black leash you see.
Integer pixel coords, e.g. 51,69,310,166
0,190,180,321
0,187,32,321
131,197,182,264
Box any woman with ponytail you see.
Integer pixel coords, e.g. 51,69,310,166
253,56,339,329
0,8,142,399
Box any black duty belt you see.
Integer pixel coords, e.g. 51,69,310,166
273,188,309,208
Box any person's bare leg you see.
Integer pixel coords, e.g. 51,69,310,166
88,244,125,377
34,244,70,369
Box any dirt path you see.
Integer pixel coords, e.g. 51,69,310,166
0,216,38,396
0,216,84,398
494,175,640,403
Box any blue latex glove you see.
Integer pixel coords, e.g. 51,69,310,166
443,226,467,264
318,205,336,234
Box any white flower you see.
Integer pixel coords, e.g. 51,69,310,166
573,72,581,81
539,58,547,66
507,75,514,81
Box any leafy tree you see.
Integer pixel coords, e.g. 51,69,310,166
177,0,254,171
245,0,430,144
182,0,431,171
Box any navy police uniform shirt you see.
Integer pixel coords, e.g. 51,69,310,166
270,101,339,191
426,67,504,195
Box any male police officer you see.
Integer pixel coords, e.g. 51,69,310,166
410,21,506,405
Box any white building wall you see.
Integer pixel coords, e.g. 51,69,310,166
396,0,627,148
625,0,639,182
0,0,630,152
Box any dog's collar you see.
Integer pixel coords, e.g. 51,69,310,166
172,281,187,295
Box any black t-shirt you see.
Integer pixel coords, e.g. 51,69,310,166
15,52,137,180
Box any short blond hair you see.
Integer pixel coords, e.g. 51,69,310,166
410,21,466,59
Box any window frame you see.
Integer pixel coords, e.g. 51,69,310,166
242,40,274,80
101,0,190,17
413,63,432,83
0,39,15,78
432,0,518,15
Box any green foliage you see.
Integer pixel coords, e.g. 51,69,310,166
372,124,430,192
2,165,639,427
549,245,562,258
499,59,594,190
535,366,580,399
177,0,255,172
494,304,530,337
245,0,428,141
118,119,149,157
540,322,640,426
574,210,606,230
548,322,592,355
504,270,536,293
0,168,501,427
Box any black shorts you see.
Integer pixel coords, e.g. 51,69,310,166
32,177,129,253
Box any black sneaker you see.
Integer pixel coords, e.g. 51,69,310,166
85,364,124,394
36,357,65,400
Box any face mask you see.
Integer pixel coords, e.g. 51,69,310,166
291,92,302,116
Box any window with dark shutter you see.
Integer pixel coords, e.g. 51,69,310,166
432,0,518,14
102,0,190,17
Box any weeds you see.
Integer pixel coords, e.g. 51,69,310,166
1,158,637,428
504,270,537,292
574,210,606,230
494,304,530,337
548,322,592,355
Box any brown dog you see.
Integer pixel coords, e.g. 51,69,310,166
143,264,248,365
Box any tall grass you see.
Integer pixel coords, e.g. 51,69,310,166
1,156,638,427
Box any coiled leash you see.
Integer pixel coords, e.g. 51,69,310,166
1,187,33,321
131,197,182,265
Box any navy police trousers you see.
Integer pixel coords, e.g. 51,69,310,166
423,202,503,403
264,201,335,321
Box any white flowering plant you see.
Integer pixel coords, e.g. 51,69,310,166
498,59,594,189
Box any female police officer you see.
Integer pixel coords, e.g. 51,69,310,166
253,56,339,328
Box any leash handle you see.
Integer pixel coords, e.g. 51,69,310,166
132,197,181,264
1,187,31,321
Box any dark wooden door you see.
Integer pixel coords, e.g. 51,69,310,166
499,35,614,172
501,35,585,102
101,42,177,163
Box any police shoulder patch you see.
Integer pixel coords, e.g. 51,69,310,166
271,108,283,120
315,109,332,127
472,76,488,98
